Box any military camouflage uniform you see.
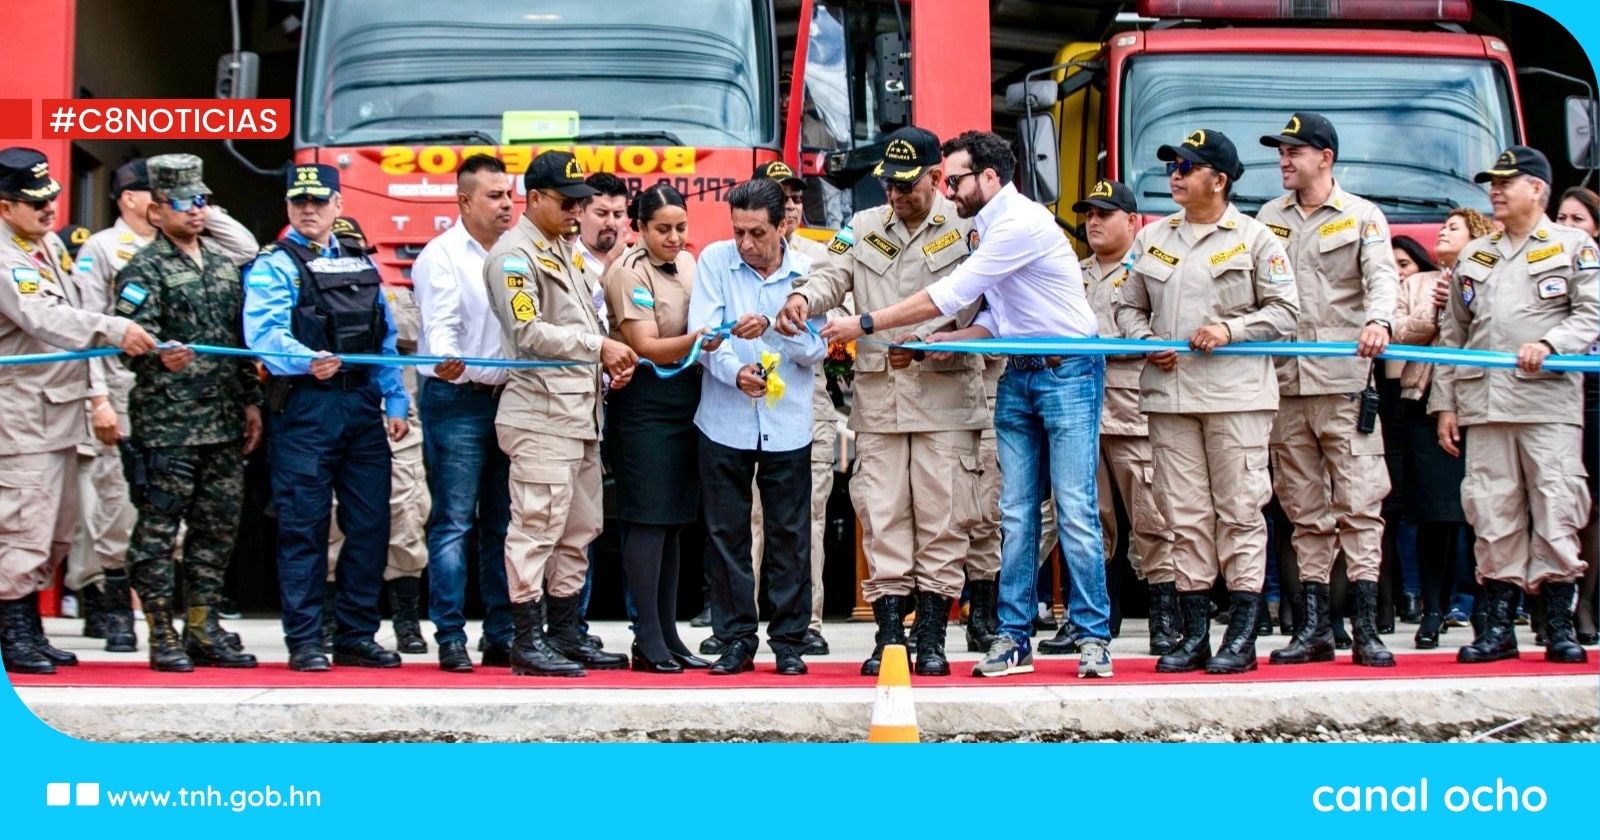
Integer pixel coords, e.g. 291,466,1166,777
116,231,259,608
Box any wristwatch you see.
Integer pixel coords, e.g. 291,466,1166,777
860,313,875,335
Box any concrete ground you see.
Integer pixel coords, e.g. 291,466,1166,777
13,615,1599,743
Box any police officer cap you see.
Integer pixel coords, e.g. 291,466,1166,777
524,150,598,198
57,223,91,259
285,163,340,200
1157,129,1243,182
1260,112,1338,158
147,153,211,200
1474,145,1552,185
331,216,375,254
753,160,805,188
0,147,62,201
1072,179,1137,214
873,126,941,182
110,159,151,200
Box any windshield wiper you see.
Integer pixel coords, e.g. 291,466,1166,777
508,130,686,146
366,130,500,146
1362,194,1459,210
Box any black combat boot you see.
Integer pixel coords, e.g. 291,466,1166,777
1541,581,1588,664
1147,581,1181,656
861,595,909,676
914,592,952,677
1156,593,1213,673
904,597,924,654
143,600,194,673
1205,592,1260,674
544,595,626,669
387,577,428,654
100,570,137,652
1351,581,1396,667
1255,594,1273,636
81,582,107,639
509,599,583,677
0,598,54,674
1458,579,1520,664
965,579,999,653
320,580,337,652
27,593,77,666
1270,582,1335,665
183,606,257,668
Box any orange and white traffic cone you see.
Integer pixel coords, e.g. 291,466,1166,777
867,643,918,743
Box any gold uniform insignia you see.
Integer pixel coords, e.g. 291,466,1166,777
1468,250,1500,268
505,274,525,289
1146,246,1179,266
1209,242,1248,266
1265,223,1291,239
1528,243,1565,263
931,214,946,225
922,229,960,257
1318,217,1355,238
536,256,562,274
863,232,901,260
573,252,585,272
510,290,537,322
115,249,135,261
828,239,850,255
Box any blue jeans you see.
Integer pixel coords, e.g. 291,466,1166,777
995,357,1110,645
418,376,513,646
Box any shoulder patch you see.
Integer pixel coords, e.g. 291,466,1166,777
115,282,147,314
536,256,563,274
967,229,981,250
245,262,274,289
509,290,537,322
1575,244,1599,271
922,229,961,257
1537,276,1568,299
863,232,901,260
504,274,524,289
1360,220,1384,245
1264,222,1291,239
1146,246,1179,266
1460,276,1476,306
1468,250,1500,269
1318,216,1356,238
11,266,40,294
1209,242,1248,266
630,286,656,309
1527,243,1565,264
1267,254,1293,284
76,254,94,273
502,256,531,275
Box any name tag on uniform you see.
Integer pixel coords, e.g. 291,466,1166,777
1146,246,1179,266
1318,217,1355,238
1209,242,1248,266
166,270,200,288
1265,223,1290,239
863,232,900,259
536,256,563,274
1528,243,1565,264
922,229,960,257
1538,277,1568,299
1468,250,1499,269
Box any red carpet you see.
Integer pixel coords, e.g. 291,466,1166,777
8,652,1595,690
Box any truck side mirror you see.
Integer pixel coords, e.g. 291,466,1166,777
215,51,260,99
873,33,910,131
1565,96,1597,169
1004,81,1058,115
1017,112,1060,205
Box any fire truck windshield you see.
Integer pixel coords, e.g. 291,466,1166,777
1122,54,1515,220
297,0,776,149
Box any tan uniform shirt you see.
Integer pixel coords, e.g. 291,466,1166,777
1389,268,1444,400
789,235,848,424
1114,204,1300,414
1255,184,1399,394
602,245,695,341
796,195,987,433
1082,252,1147,436
0,221,130,456
483,215,606,440
1428,218,1600,425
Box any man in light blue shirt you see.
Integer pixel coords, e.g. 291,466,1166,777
689,178,826,676
242,163,410,673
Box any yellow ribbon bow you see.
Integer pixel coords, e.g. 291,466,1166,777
758,350,786,408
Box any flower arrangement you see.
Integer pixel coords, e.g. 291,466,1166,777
823,339,856,382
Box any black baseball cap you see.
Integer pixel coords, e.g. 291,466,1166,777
1157,129,1243,181
753,160,805,188
110,159,150,200
58,223,91,258
1260,112,1339,158
524,150,598,198
0,147,62,201
285,163,339,200
331,216,374,254
872,126,941,182
1072,179,1137,214
1474,145,1553,185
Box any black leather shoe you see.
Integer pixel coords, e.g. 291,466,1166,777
333,639,402,668
671,651,712,669
0,598,55,674
480,639,512,668
438,640,474,672
709,640,754,675
689,607,713,628
288,645,331,672
1580,630,1600,646
775,652,807,676
545,596,626,669
699,635,726,656
802,629,830,656
183,607,258,668
1414,613,1443,649
1401,592,1424,624
631,642,684,673
1037,624,1079,655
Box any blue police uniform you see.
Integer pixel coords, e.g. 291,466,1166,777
243,168,408,661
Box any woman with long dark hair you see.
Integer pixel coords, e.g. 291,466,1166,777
601,184,718,671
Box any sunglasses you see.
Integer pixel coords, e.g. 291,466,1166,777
1165,159,1212,177
540,190,582,211
784,192,806,204
880,176,926,196
943,171,979,192
288,195,331,207
4,197,52,211
165,194,210,212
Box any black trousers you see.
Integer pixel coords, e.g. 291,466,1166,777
699,433,812,656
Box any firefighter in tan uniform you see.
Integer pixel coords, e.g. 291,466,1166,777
0,147,157,674
1431,146,1598,665
484,151,636,677
70,159,259,652
1255,113,1400,668
1115,129,1300,675
322,216,431,655
778,127,986,677
1072,180,1177,656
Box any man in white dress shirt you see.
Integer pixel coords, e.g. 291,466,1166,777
411,154,517,672
819,131,1111,679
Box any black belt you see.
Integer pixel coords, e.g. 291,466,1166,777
449,379,504,397
1007,355,1062,372
285,370,370,391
